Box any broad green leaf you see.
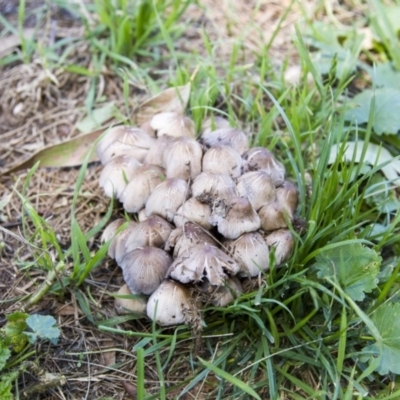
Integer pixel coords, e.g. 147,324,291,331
0,342,11,371
1,128,105,175
0,370,18,400
328,140,400,185
345,88,400,135
133,83,191,125
75,102,115,133
4,312,29,353
362,302,400,375
25,315,60,345
198,357,262,400
373,63,400,90
313,243,381,301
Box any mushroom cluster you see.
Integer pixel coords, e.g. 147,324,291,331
98,112,297,326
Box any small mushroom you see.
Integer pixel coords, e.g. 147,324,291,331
236,171,276,211
101,218,127,259
144,135,176,166
146,280,195,326
165,223,217,258
173,197,212,230
201,128,249,154
242,147,285,186
224,232,269,277
120,164,165,213
138,208,148,222
202,145,242,178
99,155,142,198
167,243,240,285
258,202,291,232
200,276,243,307
191,172,238,204
162,137,203,180
276,180,299,214
112,221,139,264
201,116,231,135
114,284,147,315
150,112,195,138
145,178,190,222
97,126,156,165
213,197,261,240
120,246,172,295
265,229,294,266
124,215,173,253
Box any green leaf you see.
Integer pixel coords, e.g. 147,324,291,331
0,370,18,400
372,5,400,40
373,63,400,90
345,88,400,135
0,342,11,371
362,303,400,375
75,102,115,133
313,243,381,301
4,312,29,353
198,357,262,400
25,315,60,345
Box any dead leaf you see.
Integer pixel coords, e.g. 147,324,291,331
1,128,105,175
99,340,116,367
76,102,116,133
133,83,191,125
0,28,35,58
122,381,138,399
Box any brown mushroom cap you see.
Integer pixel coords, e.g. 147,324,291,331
167,243,240,285
114,284,147,315
276,180,299,214
202,145,242,178
144,135,176,166
264,229,294,266
201,128,249,154
258,201,291,232
173,197,212,230
120,246,172,295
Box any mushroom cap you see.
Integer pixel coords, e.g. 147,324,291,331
236,170,276,211
124,215,173,253
165,223,217,258
224,232,270,277
242,147,285,186
162,137,203,180
213,197,261,240
101,218,126,244
202,145,242,178
191,172,238,204
144,135,176,166
146,279,195,326
201,128,249,154
167,243,240,285
173,197,212,230
264,229,294,266
150,112,195,138
138,208,148,222
201,116,231,135
258,201,290,232
97,126,156,165
99,155,142,198
276,180,299,214
120,164,165,213
114,284,147,315
120,246,172,295
145,178,190,222
200,276,243,307
112,221,139,264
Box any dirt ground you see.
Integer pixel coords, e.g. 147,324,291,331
0,1,365,398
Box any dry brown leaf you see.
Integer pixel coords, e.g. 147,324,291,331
99,340,116,367
0,28,35,58
2,128,105,175
122,381,138,399
133,83,191,125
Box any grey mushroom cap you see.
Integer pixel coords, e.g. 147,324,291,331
224,232,270,277
167,243,240,285
201,128,249,154
236,170,276,211
112,221,139,264
144,135,176,166
97,126,156,165
99,155,142,199
173,197,212,230
200,276,243,307
150,112,196,138
242,147,285,186
120,246,172,295
213,197,261,240
165,223,217,258
145,178,191,222
191,172,238,204
162,137,203,180
124,215,173,253
120,164,165,213
146,279,195,326
276,180,299,214
201,116,231,135
114,284,147,315
258,201,291,232
202,145,242,178
265,229,294,266
102,218,128,259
